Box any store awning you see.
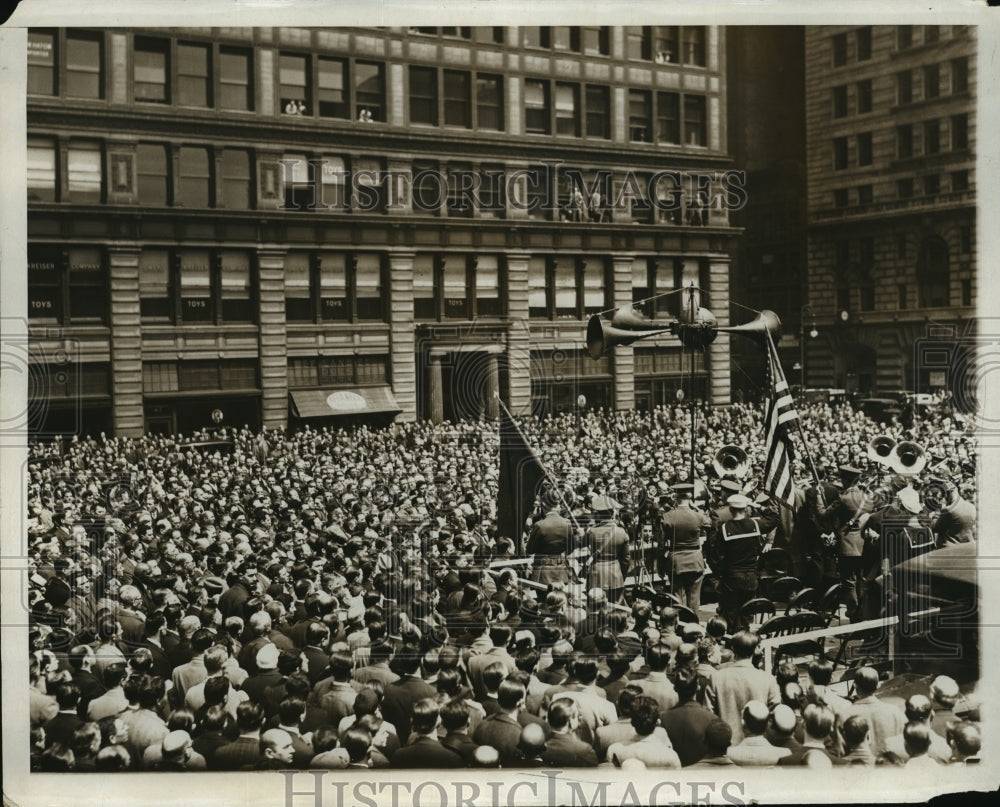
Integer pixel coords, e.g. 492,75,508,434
289,387,402,419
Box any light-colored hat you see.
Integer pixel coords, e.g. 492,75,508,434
898,486,921,514
255,642,280,670
727,494,752,510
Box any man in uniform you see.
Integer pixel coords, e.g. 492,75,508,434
930,478,976,546
706,494,779,632
526,488,575,586
585,496,630,604
818,465,875,622
661,484,711,613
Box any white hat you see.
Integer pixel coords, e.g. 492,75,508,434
255,642,280,670
898,486,921,514
727,494,752,510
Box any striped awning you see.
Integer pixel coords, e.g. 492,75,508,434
289,387,401,419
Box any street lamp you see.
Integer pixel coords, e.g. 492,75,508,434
800,304,818,389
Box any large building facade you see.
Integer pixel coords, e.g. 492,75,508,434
803,24,976,394
25,26,740,437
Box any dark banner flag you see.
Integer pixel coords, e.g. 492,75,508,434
497,409,549,555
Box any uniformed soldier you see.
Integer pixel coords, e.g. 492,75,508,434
526,488,575,585
661,483,711,613
584,496,630,604
818,465,875,622
706,494,779,632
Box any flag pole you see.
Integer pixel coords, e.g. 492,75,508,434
494,394,584,537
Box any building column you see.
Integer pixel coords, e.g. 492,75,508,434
485,353,500,418
505,252,532,415
388,252,417,421
707,256,732,406
108,246,143,437
428,354,444,424
257,247,288,429
611,255,636,410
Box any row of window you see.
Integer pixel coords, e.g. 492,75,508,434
831,170,970,209
143,360,259,394
895,59,968,105
287,355,389,389
831,114,968,170
896,25,966,51
28,28,711,130
832,25,966,68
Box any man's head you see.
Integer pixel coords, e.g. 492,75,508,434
547,698,579,733
235,701,265,734
630,696,661,738
704,719,733,757
518,722,547,758
854,666,880,698
902,720,932,758
840,715,869,751
741,700,770,737
410,697,441,736
929,676,960,711
949,721,981,761
802,704,835,743
260,728,295,766
496,679,526,712
440,699,470,734
341,726,372,764
730,630,759,661
161,730,193,765
904,694,934,723
769,704,797,739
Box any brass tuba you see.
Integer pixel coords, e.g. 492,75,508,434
866,435,896,467
713,445,750,479
890,441,927,476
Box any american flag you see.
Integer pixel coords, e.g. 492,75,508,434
762,331,800,507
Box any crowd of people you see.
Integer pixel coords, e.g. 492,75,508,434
24,394,980,771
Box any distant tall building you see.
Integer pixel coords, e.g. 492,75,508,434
727,27,807,398
26,26,740,437
803,24,976,394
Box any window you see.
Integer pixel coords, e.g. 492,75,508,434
284,252,312,321
221,149,251,209
654,26,678,63
897,178,914,199
626,27,651,61
832,85,848,118
473,27,505,45
355,61,384,122
525,164,550,220
65,30,103,99
833,137,848,170
832,33,847,67
923,64,940,99
28,29,56,95
354,254,383,320
319,252,348,320
442,255,467,319
414,255,436,319
283,152,312,210
288,355,387,388
219,46,252,111
444,70,471,128
857,133,873,166
554,260,577,318
951,58,968,93
412,159,443,216
683,27,706,66
924,120,940,154
856,27,872,61
319,155,347,210
409,66,438,125
220,251,252,321
897,124,913,159
555,83,579,136
917,238,949,308
139,249,171,320
523,28,544,48
280,52,310,115
898,283,908,310
28,245,107,324
134,36,169,103
585,85,610,139
476,74,503,131
27,138,56,202
353,157,384,212
550,27,579,52
960,225,972,254
582,27,610,56
951,114,968,150
179,249,212,322
447,162,474,218
582,259,606,314
834,188,849,208
856,79,872,114
137,143,169,205
684,95,707,146
951,170,969,192
524,80,550,134
629,90,651,142
924,25,939,44
318,57,348,118
67,142,102,202
177,146,211,207
923,174,940,196
177,42,210,107
475,255,503,317
657,92,680,144
897,71,912,105
528,257,548,319
898,25,912,49
858,184,873,204
478,164,505,218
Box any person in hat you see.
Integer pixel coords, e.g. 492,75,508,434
860,485,935,624
660,484,711,613
526,488,575,586
817,465,875,622
705,494,779,632
584,495,630,604
930,478,976,547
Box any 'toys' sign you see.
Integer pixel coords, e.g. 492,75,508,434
326,390,367,412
